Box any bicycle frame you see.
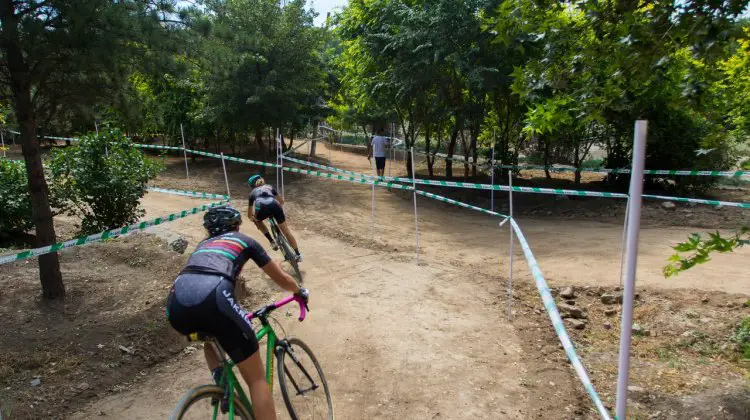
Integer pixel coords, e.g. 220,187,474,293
212,294,306,420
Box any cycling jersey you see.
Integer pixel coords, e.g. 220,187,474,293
249,185,286,223
248,185,278,207
181,231,271,283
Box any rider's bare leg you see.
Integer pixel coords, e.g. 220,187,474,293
237,352,277,420
254,220,270,235
277,221,299,251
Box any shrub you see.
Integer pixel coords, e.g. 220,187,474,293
0,159,33,240
49,129,163,234
732,317,750,360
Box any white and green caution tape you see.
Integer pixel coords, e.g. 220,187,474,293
510,218,612,420
494,163,750,178
135,144,184,152
0,190,228,266
284,155,750,208
146,187,229,200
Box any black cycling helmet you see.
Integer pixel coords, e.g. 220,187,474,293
247,174,264,188
203,205,242,237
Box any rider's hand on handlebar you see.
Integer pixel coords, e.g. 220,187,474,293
295,288,310,304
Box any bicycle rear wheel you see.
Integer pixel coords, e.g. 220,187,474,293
170,384,254,420
277,338,334,420
272,222,302,283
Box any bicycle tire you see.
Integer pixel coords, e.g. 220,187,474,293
170,384,254,420
277,338,334,420
272,221,302,283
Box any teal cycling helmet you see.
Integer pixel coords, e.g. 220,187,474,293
247,174,263,188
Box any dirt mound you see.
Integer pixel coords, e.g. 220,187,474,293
0,235,187,419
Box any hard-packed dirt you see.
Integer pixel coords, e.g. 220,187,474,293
0,141,748,419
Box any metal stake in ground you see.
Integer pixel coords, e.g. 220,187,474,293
507,169,514,321
411,147,420,264
278,130,285,198
1,129,5,157
371,155,376,242
615,120,648,420
221,152,231,199
180,123,189,180
491,128,496,212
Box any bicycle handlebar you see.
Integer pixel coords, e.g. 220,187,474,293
246,293,308,322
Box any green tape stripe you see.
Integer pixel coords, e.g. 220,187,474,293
493,163,749,177
147,187,229,200
509,219,612,419
284,156,750,207
0,198,228,265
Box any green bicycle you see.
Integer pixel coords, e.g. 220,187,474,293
269,217,302,283
170,293,334,420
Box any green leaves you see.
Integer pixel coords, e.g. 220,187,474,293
48,130,164,235
663,228,749,277
0,159,34,241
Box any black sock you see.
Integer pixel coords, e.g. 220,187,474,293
211,367,223,386
264,232,274,244
294,248,300,256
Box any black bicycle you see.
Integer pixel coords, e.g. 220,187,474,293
269,216,302,283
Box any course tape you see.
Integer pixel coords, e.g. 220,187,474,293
0,190,228,265
494,163,749,178
146,187,229,200
280,166,510,218
510,218,612,420
283,155,750,207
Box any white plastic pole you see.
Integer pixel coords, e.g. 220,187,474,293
507,170,514,321
615,120,648,420
94,121,99,135
221,152,231,198
411,147,420,264
1,130,5,157
278,130,284,198
491,128,496,212
180,123,189,180
389,123,393,177
618,201,630,289
371,156,376,242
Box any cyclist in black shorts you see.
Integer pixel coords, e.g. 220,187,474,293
247,174,302,262
166,205,306,420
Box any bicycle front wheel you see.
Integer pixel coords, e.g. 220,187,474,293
277,338,334,420
170,384,254,420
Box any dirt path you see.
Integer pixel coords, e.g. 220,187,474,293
73,189,527,419
72,142,748,419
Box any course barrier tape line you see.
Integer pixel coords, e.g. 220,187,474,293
280,166,511,218
509,218,612,420
6,128,745,177
492,163,749,178
0,192,228,266
283,155,750,208
146,187,229,200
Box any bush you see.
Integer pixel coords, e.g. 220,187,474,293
0,159,33,240
732,317,750,360
49,129,163,234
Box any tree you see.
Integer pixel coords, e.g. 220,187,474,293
0,0,178,298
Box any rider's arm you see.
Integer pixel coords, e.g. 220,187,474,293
272,186,284,205
261,261,300,293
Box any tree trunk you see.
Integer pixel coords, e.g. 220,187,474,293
2,12,65,297
424,124,433,177
445,128,459,178
470,127,479,177
543,136,552,179
310,121,317,157
574,147,582,185
254,128,266,173
460,130,470,180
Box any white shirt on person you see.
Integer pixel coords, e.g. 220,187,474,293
371,135,389,158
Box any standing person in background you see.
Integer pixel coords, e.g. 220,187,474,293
367,127,390,178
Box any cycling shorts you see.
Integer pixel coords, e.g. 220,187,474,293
166,274,258,363
254,198,286,224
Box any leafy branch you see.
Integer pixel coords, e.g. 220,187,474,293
663,226,749,277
